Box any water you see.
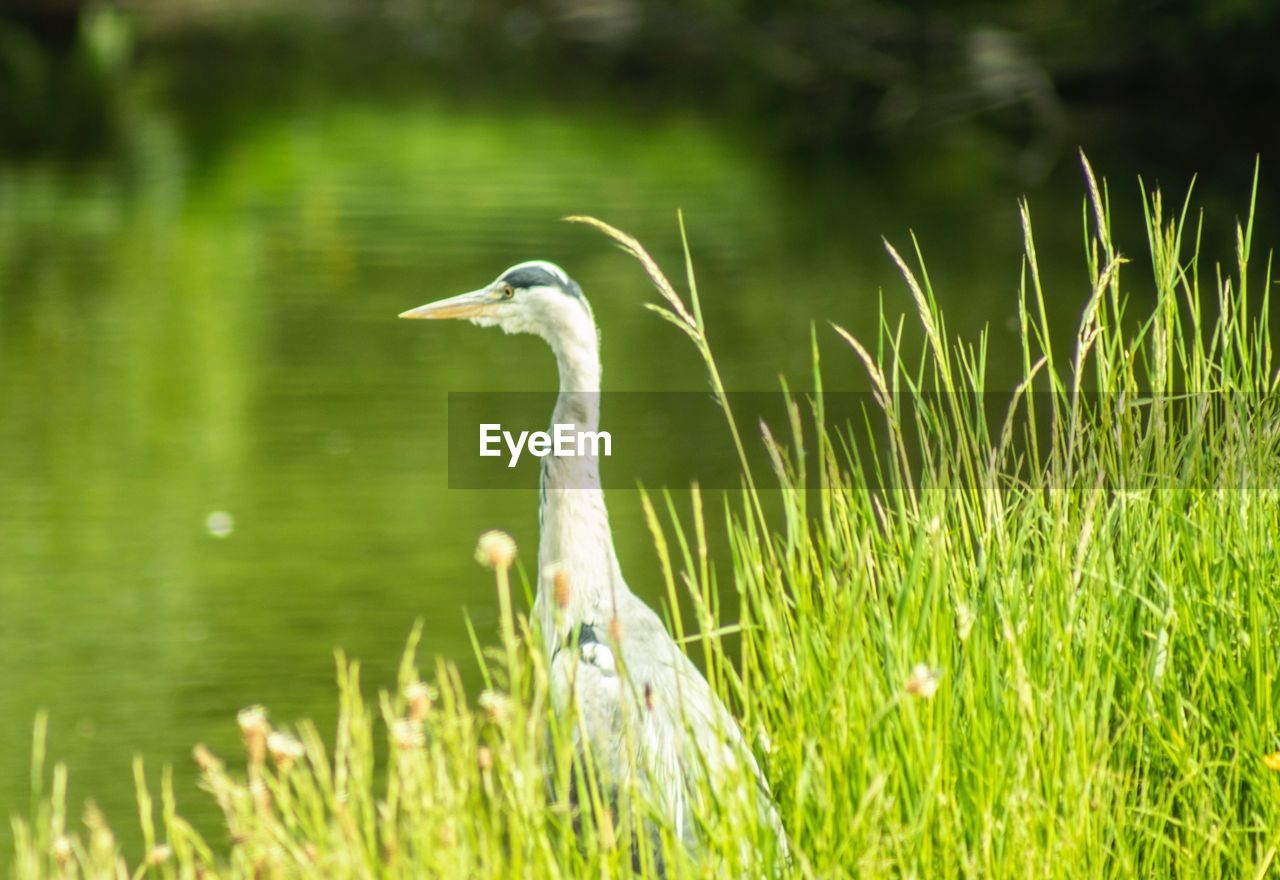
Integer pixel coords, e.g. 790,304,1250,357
0,93,1261,854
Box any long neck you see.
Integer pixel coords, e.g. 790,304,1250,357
536,312,624,648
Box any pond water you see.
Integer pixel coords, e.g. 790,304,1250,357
0,92,1262,854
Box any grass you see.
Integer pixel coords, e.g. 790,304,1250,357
11,155,1280,878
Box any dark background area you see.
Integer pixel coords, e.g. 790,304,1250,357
3,0,1279,176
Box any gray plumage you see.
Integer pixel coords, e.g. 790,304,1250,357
401,261,785,860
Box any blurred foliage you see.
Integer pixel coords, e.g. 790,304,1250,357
1,0,1277,173
0,6,138,156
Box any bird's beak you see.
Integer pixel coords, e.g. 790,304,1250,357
398,286,502,320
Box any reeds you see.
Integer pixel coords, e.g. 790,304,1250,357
11,157,1280,878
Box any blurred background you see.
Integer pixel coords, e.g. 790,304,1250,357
1,0,1277,859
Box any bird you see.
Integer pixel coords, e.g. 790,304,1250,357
400,260,785,862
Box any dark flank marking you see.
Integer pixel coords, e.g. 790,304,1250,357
551,621,602,663
501,265,585,300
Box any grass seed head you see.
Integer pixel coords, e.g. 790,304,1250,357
478,689,512,723
905,663,942,699
83,802,114,856
475,530,517,570
237,706,270,766
193,744,223,776
51,835,73,867
267,731,304,771
405,681,436,721
393,718,425,750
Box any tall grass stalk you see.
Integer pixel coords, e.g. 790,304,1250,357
11,161,1280,878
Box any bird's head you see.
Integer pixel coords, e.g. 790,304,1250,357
399,260,593,343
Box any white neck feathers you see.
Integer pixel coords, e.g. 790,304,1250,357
534,301,624,650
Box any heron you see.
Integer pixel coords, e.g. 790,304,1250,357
400,260,785,861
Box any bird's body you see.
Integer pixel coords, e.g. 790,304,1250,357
401,260,782,857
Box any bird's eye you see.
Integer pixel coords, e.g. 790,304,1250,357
500,283,515,299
